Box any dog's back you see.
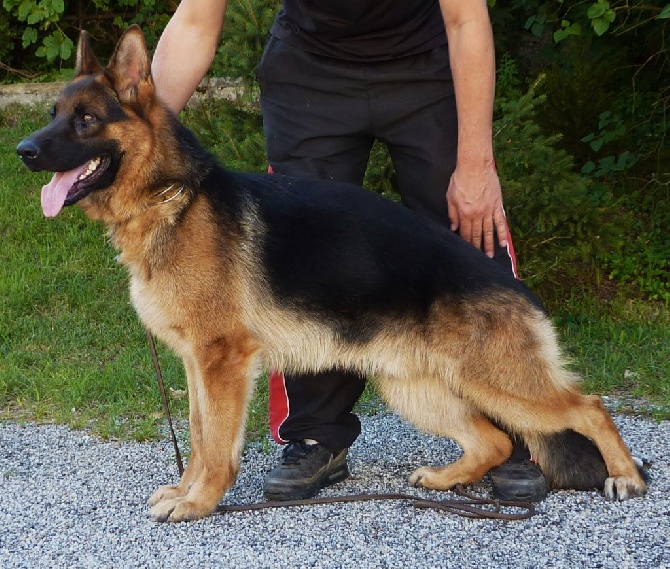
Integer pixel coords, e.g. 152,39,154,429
207,168,541,312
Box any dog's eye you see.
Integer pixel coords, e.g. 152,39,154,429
74,112,99,136
76,113,98,132
49,106,56,119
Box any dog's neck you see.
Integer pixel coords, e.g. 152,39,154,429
153,182,186,205
106,183,195,279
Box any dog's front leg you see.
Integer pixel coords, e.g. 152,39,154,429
148,334,258,522
148,355,203,507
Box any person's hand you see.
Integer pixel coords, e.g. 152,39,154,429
446,162,508,258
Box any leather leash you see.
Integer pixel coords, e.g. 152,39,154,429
146,330,184,476
216,490,535,520
146,331,535,521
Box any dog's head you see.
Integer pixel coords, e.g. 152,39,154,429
16,26,173,219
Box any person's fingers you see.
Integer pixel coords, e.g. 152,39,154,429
446,183,460,233
446,171,508,257
482,215,495,258
448,207,460,234
493,207,508,249
470,220,483,252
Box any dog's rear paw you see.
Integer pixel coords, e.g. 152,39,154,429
149,497,215,523
603,476,647,501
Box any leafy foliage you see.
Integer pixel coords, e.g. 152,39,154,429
489,1,669,300
3,0,72,63
183,98,267,173
1,0,172,71
493,63,620,286
211,0,276,83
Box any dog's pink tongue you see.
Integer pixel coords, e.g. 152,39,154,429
40,166,87,217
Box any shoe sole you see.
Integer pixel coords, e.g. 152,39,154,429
490,462,547,502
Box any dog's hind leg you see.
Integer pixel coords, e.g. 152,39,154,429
377,376,513,490
537,393,647,500
467,375,647,499
430,300,646,500
148,332,259,522
408,412,514,491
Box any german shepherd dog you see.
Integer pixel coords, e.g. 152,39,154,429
17,27,646,522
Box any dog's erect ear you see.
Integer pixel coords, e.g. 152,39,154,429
106,25,154,105
75,31,104,77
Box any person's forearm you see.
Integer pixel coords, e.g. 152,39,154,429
152,0,228,114
439,0,507,256
441,2,496,170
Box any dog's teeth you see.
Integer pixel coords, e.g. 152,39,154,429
78,157,101,180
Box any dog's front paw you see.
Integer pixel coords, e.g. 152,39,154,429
409,466,438,489
149,497,216,523
147,484,182,507
603,476,647,501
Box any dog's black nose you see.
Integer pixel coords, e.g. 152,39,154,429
16,138,40,161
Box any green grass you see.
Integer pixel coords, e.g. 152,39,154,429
1,105,668,446
552,295,669,418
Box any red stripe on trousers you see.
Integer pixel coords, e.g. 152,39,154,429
502,213,519,279
269,370,289,444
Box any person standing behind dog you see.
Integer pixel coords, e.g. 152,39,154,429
152,0,545,502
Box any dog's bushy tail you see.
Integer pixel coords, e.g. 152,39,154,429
536,430,609,490
535,430,650,490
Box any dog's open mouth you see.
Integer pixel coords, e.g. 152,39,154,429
41,155,111,217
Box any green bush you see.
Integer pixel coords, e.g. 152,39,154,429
184,98,267,173
211,0,276,84
602,181,670,302
1,0,172,71
534,40,669,301
493,65,623,287
489,1,669,298
0,9,15,66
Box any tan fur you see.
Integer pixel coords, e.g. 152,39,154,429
34,27,646,522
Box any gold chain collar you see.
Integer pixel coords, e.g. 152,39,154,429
154,182,185,204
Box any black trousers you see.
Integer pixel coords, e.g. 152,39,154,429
256,35,517,450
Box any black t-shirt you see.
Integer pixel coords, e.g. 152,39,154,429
270,0,447,61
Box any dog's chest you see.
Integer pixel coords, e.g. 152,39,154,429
128,273,186,352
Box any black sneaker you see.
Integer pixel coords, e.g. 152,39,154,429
263,441,350,501
490,459,547,502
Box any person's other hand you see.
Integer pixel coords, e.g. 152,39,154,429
446,162,507,258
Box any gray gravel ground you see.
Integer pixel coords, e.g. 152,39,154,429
1,412,668,568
